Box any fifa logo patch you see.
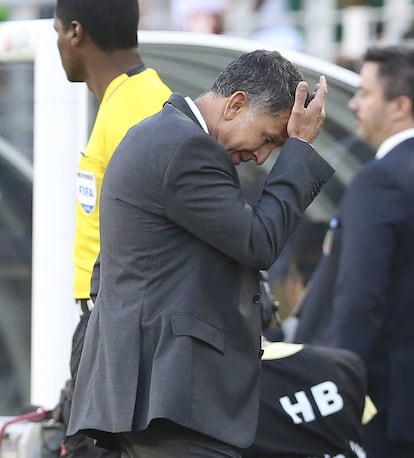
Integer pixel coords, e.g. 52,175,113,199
77,170,97,214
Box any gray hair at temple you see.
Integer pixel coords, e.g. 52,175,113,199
211,49,303,116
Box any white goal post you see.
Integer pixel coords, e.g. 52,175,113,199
1,18,89,409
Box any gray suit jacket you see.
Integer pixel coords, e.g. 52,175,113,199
67,93,334,450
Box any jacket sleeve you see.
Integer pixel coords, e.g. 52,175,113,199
163,135,334,269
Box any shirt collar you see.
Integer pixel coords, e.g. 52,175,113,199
184,96,209,134
376,128,414,159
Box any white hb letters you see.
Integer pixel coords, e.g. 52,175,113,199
279,380,344,424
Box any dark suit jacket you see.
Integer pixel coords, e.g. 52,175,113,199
67,93,334,450
293,138,414,445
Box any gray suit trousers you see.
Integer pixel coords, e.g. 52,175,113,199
118,419,241,458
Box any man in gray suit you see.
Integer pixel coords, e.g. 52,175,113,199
67,49,334,457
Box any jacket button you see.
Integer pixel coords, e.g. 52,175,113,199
253,293,260,304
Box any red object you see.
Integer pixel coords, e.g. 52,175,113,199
60,440,68,456
0,407,49,450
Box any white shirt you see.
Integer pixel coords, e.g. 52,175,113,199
375,128,414,159
185,96,209,134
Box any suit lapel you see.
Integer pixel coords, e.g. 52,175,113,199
165,93,202,128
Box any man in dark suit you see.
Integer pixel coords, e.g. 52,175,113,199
292,45,414,457
67,49,334,457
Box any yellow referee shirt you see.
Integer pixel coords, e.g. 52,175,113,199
73,67,171,298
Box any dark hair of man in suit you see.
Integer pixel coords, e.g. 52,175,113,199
211,49,303,116
55,0,139,51
364,45,414,109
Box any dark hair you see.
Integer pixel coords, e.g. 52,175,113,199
364,45,414,105
55,0,139,50
211,49,303,115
